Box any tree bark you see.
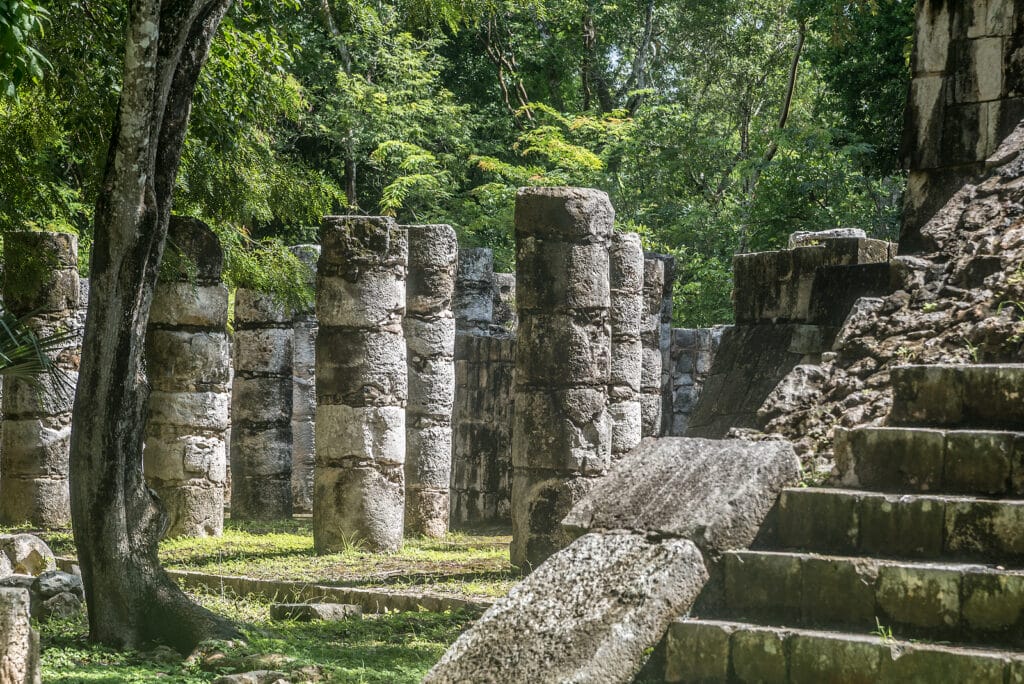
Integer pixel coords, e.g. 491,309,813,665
69,0,240,653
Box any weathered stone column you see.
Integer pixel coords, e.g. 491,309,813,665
231,289,294,519
144,217,229,537
511,187,613,569
454,248,493,333
0,588,41,684
403,224,457,538
639,256,665,438
290,244,319,514
0,231,79,528
609,233,644,457
656,255,676,436
492,272,517,331
315,216,408,553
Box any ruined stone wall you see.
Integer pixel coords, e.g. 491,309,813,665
686,231,894,439
450,249,515,529
902,0,1024,251
145,217,229,537
0,232,80,528
666,327,724,436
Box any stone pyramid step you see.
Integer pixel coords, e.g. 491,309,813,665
663,618,1024,683
890,364,1024,429
717,550,1024,647
835,426,1024,496
775,487,1024,564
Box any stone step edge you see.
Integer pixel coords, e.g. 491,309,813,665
56,557,494,615
664,617,1024,683
784,486,1024,504
727,548,1024,576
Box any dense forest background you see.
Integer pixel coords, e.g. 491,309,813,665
0,0,914,326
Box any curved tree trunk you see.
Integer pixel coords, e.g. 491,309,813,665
69,0,239,653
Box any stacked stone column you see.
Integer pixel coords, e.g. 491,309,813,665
511,187,613,570
145,217,229,537
231,289,294,519
609,233,644,457
314,216,408,554
0,231,79,528
290,245,320,514
403,224,457,538
453,248,494,333
639,256,665,438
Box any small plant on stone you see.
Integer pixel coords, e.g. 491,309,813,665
872,617,895,644
963,339,981,363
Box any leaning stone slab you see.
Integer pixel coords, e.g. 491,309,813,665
424,532,707,684
563,438,799,557
269,603,362,622
0,535,55,576
0,588,41,684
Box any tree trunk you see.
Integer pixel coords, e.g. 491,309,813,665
69,0,240,653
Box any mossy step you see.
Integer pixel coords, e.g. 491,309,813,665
776,488,1024,564
891,364,1024,429
663,618,1024,683
718,550,1024,647
835,426,1024,496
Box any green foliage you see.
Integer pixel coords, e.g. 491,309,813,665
217,230,314,314
0,0,49,97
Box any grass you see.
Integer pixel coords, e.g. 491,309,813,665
40,588,475,683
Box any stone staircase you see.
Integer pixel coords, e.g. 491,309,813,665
662,364,1024,682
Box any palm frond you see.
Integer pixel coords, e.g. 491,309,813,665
0,304,79,401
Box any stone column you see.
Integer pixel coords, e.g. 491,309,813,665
231,289,294,519
511,187,613,570
314,216,408,554
0,588,41,684
145,217,229,537
609,233,644,457
656,255,677,436
639,256,665,438
290,244,319,514
492,272,517,331
403,224,457,538
454,248,493,333
0,231,79,528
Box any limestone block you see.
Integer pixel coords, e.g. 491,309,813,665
234,289,291,325
149,283,229,328
405,315,456,358
313,465,404,553
4,269,78,319
407,424,454,488
1,417,72,477
952,36,1004,103
407,358,455,417
513,186,615,242
912,1,952,74
165,216,225,283
515,239,611,312
639,393,662,438
315,328,406,406
145,330,231,390
406,224,458,314
2,374,76,417
316,404,405,467
510,471,595,569
231,426,292,477
456,247,494,286
316,273,405,328
405,488,449,539
564,437,800,557
640,345,662,390
232,376,292,425
514,312,610,386
231,475,292,521
787,228,867,248
0,588,41,684
147,391,230,431
143,427,225,483
156,483,224,538
454,285,493,328
425,532,708,684
0,479,70,531
290,418,316,513
269,603,362,621
492,272,517,328
234,328,294,375
610,337,642,391
511,388,611,474
609,400,642,456
319,215,407,272
0,536,55,576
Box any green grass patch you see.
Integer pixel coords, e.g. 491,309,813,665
40,588,475,683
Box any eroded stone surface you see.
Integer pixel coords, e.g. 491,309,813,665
424,532,708,684
0,588,40,684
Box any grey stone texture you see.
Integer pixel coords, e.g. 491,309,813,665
424,532,708,684
144,217,228,537
231,288,294,520
511,187,614,569
453,247,494,333
901,0,1024,251
269,602,362,621
450,332,515,528
1,231,80,528
402,224,457,538
639,256,665,438
608,233,644,456
314,216,408,553
564,438,800,557
0,588,40,684
491,272,517,330
890,363,1024,429
666,327,724,436
0,535,55,576
289,244,320,514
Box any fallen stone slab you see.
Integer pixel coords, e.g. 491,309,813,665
0,588,41,684
423,532,707,684
0,535,55,576
269,603,362,622
212,671,290,684
33,570,84,600
563,437,799,557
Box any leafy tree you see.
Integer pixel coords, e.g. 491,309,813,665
0,0,49,96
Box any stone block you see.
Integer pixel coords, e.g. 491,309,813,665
859,494,945,558
515,239,610,313
511,389,611,475
609,400,642,456
231,475,292,521
876,563,961,630
0,535,55,576
514,312,610,387
664,620,733,683
639,392,662,438
788,632,885,684
945,499,1024,559
147,391,229,431
165,216,224,283
234,328,293,375
0,478,70,529
405,487,449,538
316,272,405,329
456,247,494,286
149,283,229,328
232,376,293,425
2,375,76,418
731,627,788,684
230,425,292,477
315,328,406,406
0,587,41,684
316,404,405,467
882,643,1008,682
610,337,642,390
513,186,615,242
319,215,406,271
777,488,860,555
144,426,226,483
510,471,594,570
145,330,230,390
313,464,404,553
269,602,362,622
944,430,1015,494
407,357,455,417
1,417,72,478
724,551,802,623
800,555,878,626
841,427,946,492
564,438,799,556
961,572,1024,633
156,483,223,538
406,425,452,488
405,315,455,358
405,224,457,313
425,532,706,684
